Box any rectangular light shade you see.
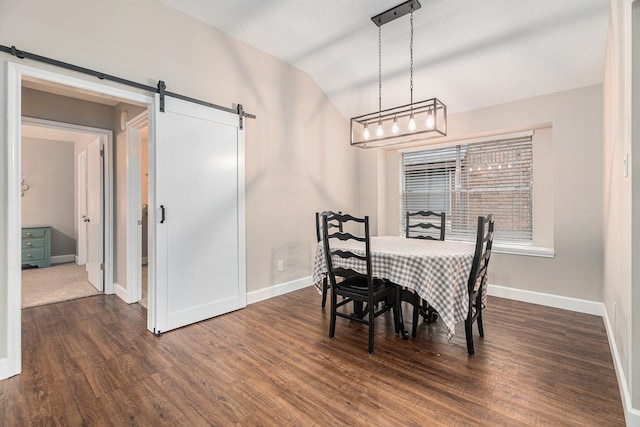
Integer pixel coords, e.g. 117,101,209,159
350,98,447,148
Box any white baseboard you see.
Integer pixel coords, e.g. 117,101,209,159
248,281,602,315
51,254,76,265
247,276,313,305
0,357,18,381
487,284,603,316
0,357,9,380
602,305,640,426
115,282,128,303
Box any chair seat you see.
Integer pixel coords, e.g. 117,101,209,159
336,275,392,295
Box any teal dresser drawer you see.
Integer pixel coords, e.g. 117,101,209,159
21,226,51,268
22,228,46,238
22,237,45,249
22,248,46,262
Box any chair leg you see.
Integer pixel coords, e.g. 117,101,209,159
329,289,337,339
465,317,474,355
394,286,401,335
477,303,484,338
321,278,328,308
392,297,400,337
411,292,420,338
420,299,437,324
368,300,375,354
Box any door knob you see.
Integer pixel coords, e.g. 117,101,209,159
83,217,91,223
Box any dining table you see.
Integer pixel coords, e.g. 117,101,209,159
312,235,479,340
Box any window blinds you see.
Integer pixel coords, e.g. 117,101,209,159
401,135,533,244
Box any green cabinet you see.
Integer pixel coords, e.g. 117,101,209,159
22,226,51,268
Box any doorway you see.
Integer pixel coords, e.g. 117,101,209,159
20,118,109,308
125,111,149,309
4,61,154,378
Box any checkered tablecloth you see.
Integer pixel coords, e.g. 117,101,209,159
312,236,477,339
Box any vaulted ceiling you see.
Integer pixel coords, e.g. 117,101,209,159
161,0,609,120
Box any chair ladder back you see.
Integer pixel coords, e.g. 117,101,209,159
315,210,342,243
468,215,494,294
406,210,446,241
316,211,343,308
322,213,373,290
465,214,494,355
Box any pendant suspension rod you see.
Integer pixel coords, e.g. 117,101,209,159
378,26,382,115
0,43,256,119
409,7,414,105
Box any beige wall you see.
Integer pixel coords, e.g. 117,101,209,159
22,88,114,130
21,137,75,256
22,88,116,131
604,0,638,414
364,85,604,301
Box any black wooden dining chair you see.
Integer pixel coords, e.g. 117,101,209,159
406,210,446,334
322,212,400,354
315,211,342,308
465,214,494,355
406,210,446,241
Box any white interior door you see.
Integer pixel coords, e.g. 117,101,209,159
152,95,246,334
86,137,104,291
77,150,88,265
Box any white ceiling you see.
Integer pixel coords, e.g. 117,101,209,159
161,0,609,119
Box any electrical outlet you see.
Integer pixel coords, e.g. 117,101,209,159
277,260,284,271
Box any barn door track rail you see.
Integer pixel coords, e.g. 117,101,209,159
0,44,256,128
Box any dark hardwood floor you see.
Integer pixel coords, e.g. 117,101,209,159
0,286,625,426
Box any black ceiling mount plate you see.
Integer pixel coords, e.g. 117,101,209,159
371,0,422,27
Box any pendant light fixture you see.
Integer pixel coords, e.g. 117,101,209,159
350,0,447,148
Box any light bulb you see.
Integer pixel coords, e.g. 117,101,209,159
376,119,384,137
408,113,416,132
426,112,435,129
363,122,370,140
391,116,400,135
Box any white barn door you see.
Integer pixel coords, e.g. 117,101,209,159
151,95,246,334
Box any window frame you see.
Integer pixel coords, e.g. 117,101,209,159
401,133,536,247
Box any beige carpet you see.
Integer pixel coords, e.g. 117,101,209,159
22,262,100,309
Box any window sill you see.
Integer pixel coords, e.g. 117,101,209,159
492,244,555,258
396,234,555,258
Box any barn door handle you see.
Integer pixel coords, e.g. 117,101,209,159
160,205,166,223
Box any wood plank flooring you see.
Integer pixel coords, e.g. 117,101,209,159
0,287,625,426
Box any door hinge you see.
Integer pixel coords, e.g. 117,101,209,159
100,263,104,271
100,148,104,157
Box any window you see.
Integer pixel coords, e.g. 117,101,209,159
401,135,533,244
